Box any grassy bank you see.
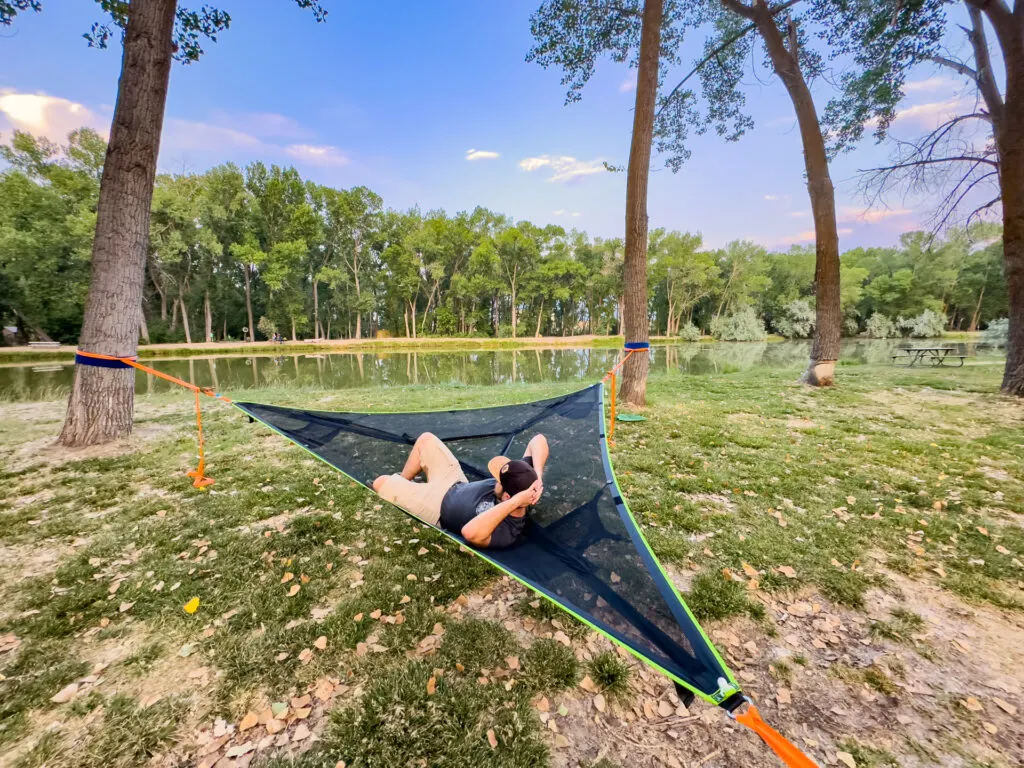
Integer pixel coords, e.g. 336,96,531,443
0,331,988,364
1,361,1021,767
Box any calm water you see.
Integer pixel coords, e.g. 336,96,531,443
0,340,1004,402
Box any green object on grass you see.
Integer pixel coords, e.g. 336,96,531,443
616,413,646,422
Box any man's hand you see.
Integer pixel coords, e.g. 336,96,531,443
514,478,543,508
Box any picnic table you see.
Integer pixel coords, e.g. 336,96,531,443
891,346,966,367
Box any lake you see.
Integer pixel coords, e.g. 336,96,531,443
0,339,1004,402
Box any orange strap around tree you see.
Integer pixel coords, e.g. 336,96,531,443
75,350,231,488
602,347,640,443
735,703,819,768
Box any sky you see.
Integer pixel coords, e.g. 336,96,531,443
0,0,993,251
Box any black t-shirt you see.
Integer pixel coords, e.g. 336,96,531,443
439,456,533,549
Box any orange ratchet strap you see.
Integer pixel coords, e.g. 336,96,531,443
75,350,231,488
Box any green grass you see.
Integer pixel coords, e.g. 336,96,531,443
1,357,1021,767
586,652,631,699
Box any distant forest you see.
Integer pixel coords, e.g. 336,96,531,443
0,129,1008,345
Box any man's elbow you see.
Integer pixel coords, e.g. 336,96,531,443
461,526,490,548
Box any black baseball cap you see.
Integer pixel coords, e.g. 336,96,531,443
487,456,538,497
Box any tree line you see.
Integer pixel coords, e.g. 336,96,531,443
1,128,1008,347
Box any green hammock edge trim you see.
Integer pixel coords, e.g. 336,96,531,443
231,388,739,708
598,384,742,701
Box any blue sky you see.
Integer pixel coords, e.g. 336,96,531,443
0,0,989,250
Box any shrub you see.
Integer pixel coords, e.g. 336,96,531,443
710,306,767,341
907,309,947,338
773,299,815,339
522,639,579,691
983,318,1008,346
257,316,277,340
587,651,631,699
677,322,701,342
865,313,896,339
842,316,860,337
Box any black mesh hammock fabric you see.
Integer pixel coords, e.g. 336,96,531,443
234,384,743,708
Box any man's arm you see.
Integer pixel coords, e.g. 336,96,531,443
524,434,549,478
461,481,541,547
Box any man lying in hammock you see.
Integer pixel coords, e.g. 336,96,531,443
372,432,548,549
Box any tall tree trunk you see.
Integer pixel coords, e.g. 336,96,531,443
410,300,418,339
179,296,192,344
170,298,179,331
290,317,296,342
739,0,841,385
139,302,150,344
243,264,255,342
222,315,227,341
618,0,661,405
535,299,545,337
404,306,410,338
970,1,1024,393
59,1,176,446
511,284,518,338
312,279,320,339
203,289,212,343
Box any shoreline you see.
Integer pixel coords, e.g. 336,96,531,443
0,331,985,363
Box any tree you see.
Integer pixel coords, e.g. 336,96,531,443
529,0,679,404
29,0,325,446
648,229,717,334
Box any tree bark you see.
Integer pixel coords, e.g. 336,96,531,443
535,299,544,337
139,302,150,344
243,264,255,342
966,0,1024,394
179,295,192,344
312,278,320,339
203,288,212,342
619,0,662,405
59,0,177,446
740,0,841,386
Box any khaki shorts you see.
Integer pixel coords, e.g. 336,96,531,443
378,433,468,525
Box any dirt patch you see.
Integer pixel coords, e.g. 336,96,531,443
786,417,818,430
677,493,737,514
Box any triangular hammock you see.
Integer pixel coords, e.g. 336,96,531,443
73,347,817,767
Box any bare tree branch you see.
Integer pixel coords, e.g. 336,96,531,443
929,54,978,80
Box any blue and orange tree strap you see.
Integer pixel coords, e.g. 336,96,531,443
75,350,231,487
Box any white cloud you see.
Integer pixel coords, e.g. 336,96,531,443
164,118,266,153
841,206,913,223
764,194,779,201
904,76,958,93
571,211,581,217
519,154,605,183
209,110,312,140
789,211,807,218
553,208,567,215
780,227,853,244
284,143,350,167
0,88,109,141
619,76,636,93
465,148,499,161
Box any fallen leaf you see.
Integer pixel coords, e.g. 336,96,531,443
978,526,989,536
353,613,363,622
292,707,312,720
553,631,571,647
846,496,856,505
418,547,429,556
836,751,856,768
50,683,79,704
594,693,607,713
287,584,301,597
183,597,200,614
536,696,550,712
777,688,792,705
266,717,286,734
313,635,328,650
994,698,1017,715
982,721,998,735
281,572,294,583
300,574,310,584
292,724,311,742
658,700,674,717
610,572,621,584
554,734,570,749
579,675,598,692
118,601,134,613
961,696,984,712
741,562,759,579
274,652,289,662
557,704,569,716
226,742,255,758
298,648,313,664
455,663,465,672
996,545,1010,555
370,609,383,620
486,728,498,749
400,595,411,604
506,655,520,670
775,565,798,579
427,676,437,695
239,711,259,732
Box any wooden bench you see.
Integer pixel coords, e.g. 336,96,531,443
891,347,966,367
27,341,61,349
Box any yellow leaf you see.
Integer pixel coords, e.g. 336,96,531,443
741,562,759,579
281,572,294,584
183,597,200,615
288,584,301,597
300,574,311,584
426,676,437,695
978,527,989,537
313,635,327,650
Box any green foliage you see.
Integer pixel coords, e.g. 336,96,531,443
677,322,701,342
586,651,631,699
522,639,579,691
687,571,763,622
866,312,896,339
899,309,947,338
773,299,815,339
983,318,1008,346
257,316,277,340
710,306,767,342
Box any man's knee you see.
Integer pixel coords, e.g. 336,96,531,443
372,475,388,492
417,431,437,445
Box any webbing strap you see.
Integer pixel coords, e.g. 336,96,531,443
624,341,650,350
75,350,230,487
735,704,818,768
